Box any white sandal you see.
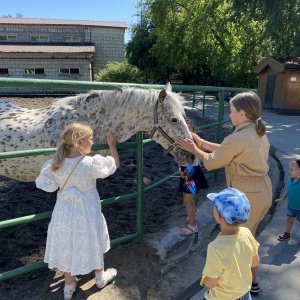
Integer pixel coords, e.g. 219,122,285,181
180,224,198,236
96,268,117,288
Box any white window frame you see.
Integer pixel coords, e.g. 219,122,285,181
59,68,80,76
0,35,17,41
24,68,45,76
30,35,49,42
63,36,81,42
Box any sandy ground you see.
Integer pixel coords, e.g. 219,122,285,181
0,93,230,299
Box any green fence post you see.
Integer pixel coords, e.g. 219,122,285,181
192,91,196,108
213,90,225,180
202,91,206,117
216,90,225,143
136,131,144,242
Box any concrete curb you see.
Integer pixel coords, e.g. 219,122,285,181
144,201,217,264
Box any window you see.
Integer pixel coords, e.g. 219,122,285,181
24,68,45,76
0,68,9,76
0,35,16,41
63,36,81,42
35,68,45,75
31,36,49,42
70,68,80,75
59,68,80,75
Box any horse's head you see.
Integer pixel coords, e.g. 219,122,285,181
148,89,195,166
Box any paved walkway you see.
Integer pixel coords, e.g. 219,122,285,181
253,109,300,300
190,106,300,299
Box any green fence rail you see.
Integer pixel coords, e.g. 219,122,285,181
0,77,256,281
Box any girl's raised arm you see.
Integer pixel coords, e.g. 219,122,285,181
106,132,120,168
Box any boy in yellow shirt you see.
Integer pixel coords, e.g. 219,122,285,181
201,188,259,300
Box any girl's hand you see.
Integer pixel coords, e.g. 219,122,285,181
176,137,196,152
275,197,284,203
179,169,184,178
106,132,117,147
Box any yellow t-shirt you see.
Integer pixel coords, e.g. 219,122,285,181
202,227,259,300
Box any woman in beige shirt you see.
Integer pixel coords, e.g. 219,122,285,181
176,92,272,294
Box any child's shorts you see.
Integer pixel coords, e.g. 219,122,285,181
287,204,300,221
179,164,208,194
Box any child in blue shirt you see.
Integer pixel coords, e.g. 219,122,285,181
275,159,300,241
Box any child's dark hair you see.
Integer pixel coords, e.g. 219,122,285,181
185,118,195,132
295,159,300,168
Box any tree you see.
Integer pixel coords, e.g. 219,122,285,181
126,3,166,82
143,0,269,87
94,62,143,83
3,13,23,18
232,0,300,58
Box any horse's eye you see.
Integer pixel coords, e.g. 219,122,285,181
171,118,178,123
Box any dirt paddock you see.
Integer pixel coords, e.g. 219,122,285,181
0,94,230,299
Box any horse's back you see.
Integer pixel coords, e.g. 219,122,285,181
0,100,31,117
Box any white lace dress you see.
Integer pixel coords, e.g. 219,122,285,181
35,154,116,276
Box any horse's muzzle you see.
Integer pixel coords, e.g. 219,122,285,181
174,147,195,165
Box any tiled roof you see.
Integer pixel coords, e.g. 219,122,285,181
0,45,95,53
0,17,126,28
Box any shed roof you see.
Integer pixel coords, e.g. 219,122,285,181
254,56,300,73
0,17,126,29
0,45,95,54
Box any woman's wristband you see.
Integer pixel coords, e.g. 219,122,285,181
196,139,203,148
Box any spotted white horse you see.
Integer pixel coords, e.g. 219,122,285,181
0,88,194,181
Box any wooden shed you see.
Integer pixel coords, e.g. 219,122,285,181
253,57,300,112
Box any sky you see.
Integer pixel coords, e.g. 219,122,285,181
1,0,141,42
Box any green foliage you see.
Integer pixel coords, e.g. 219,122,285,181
126,10,167,81
94,62,143,83
127,0,300,88
232,0,300,58
144,0,269,87
3,13,23,18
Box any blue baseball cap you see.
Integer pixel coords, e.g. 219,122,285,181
207,188,250,225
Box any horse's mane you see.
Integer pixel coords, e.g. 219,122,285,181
54,87,186,117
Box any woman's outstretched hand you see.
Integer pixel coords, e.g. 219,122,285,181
176,137,196,153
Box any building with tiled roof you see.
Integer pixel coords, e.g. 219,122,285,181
0,17,126,93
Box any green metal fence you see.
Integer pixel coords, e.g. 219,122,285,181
0,78,256,280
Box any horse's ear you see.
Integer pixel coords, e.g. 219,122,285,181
159,90,167,103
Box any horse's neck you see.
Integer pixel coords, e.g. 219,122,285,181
89,101,154,143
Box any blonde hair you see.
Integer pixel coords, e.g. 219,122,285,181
230,92,266,137
51,122,93,171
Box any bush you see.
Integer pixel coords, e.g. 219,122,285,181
94,62,143,83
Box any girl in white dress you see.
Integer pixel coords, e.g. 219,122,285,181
35,122,120,300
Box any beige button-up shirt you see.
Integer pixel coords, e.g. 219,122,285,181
203,121,272,230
